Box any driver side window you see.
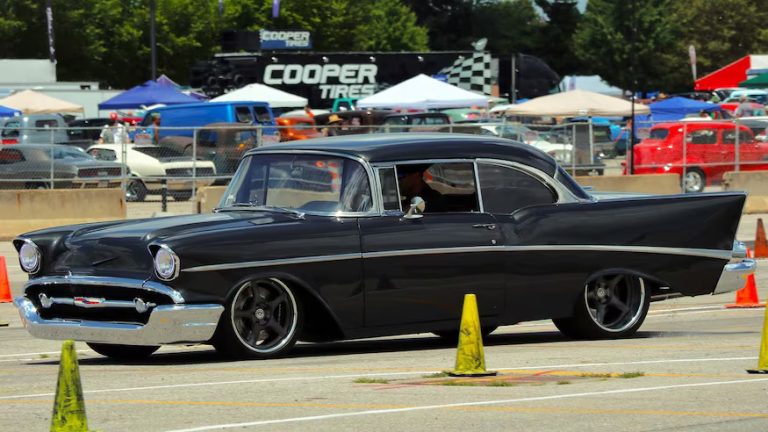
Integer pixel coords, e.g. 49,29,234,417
394,162,479,213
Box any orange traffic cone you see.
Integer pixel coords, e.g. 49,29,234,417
755,218,768,259
726,248,764,309
0,256,11,303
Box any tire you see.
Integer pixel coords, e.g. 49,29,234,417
432,326,498,342
683,168,705,193
86,343,159,360
213,278,303,359
553,274,649,339
172,191,193,201
126,179,147,202
25,182,48,190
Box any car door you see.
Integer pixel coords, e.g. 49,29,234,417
684,127,721,178
360,161,505,327
474,160,564,322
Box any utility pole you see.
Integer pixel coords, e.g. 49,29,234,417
150,0,157,80
628,0,637,175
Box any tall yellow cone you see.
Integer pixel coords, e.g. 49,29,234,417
748,301,768,374
51,340,88,432
447,294,496,377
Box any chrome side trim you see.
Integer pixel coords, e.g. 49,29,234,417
23,275,185,304
181,245,730,273
182,253,362,273
14,297,223,345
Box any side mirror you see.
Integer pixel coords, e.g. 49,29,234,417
404,196,426,219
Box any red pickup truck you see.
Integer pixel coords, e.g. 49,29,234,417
630,121,768,192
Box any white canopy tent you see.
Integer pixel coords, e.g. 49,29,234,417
357,74,488,110
490,89,649,117
0,89,84,114
211,83,308,108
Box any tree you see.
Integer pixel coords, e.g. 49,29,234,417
573,0,679,92
666,0,768,91
355,0,428,51
534,0,584,76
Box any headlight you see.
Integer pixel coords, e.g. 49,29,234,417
153,245,179,281
19,241,41,274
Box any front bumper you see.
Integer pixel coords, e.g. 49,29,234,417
713,241,756,295
14,296,223,345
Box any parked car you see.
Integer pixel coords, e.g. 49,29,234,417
1,114,94,150
719,101,766,118
378,112,452,133
159,122,261,178
86,144,215,202
466,122,574,165
723,89,768,104
631,121,768,192
276,115,323,141
0,144,124,189
12,133,752,360
137,101,280,145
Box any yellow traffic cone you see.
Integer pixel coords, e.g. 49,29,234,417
51,340,88,432
748,302,768,374
447,294,496,377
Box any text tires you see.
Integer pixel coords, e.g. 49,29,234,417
213,278,303,359
553,274,649,339
86,343,159,360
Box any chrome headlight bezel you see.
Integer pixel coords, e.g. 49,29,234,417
152,244,180,281
18,239,41,274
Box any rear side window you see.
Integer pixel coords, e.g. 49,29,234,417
722,129,754,144
35,119,58,130
649,128,669,140
253,106,272,123
235,106,254,123
478,163,556,214
1,121,20,137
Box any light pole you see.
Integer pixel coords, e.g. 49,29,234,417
150,0,157,80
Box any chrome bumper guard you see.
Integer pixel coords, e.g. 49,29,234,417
713,241,755,295
14,296,223,345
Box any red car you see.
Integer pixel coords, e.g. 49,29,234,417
630,121,768,192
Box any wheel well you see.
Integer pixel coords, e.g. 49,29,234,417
226,273,345,343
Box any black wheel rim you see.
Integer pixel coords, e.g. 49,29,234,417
126,182,141,201
585,275,645,332
231,279,297,353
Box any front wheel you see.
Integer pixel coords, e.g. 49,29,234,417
553,274,649,339
86,343,159,360
683,168,706,193
213,278,303,359
126,180,147,202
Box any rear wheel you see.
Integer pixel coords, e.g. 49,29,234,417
126,179,147,202
683,168,705,193
553,274,649,339
86,343,159,360
213,278,303,359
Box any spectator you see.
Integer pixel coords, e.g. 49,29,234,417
397,164,446,213
304,105,315,118
146,114,161,145
324,114,342,136
98,112,129,144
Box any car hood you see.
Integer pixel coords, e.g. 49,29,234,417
40,212,298,276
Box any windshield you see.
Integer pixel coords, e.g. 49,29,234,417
53,146,92,160
219,154,373,214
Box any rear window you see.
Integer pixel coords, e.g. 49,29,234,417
649,128,669,140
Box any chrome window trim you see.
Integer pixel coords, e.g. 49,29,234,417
475,158,580,204
23,275,186,304
473,160,485,213
180,245,730,273
236,149,381,216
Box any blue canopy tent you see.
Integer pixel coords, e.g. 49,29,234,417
0,104,20,117
98,80,199,110
646,96,722,121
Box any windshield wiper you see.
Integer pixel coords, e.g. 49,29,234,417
217,202,305,219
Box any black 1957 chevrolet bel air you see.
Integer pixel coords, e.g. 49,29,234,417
13,133,754,360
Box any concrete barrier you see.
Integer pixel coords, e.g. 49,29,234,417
0,189,126,240
575,174,681,195
196,186,227,213
723,171,768,213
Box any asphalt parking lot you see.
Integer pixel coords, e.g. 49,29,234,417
1,209,767,431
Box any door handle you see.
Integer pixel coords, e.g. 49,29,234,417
472,223,496,230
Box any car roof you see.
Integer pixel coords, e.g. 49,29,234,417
247,133,557,175
651,121,744,129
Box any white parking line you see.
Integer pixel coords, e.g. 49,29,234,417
0,355,756,401
164,377,768,432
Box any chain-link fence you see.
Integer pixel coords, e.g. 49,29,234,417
1,117,765,215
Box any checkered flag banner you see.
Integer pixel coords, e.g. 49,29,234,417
439,52,492,95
